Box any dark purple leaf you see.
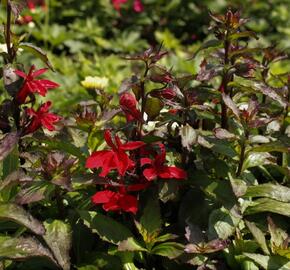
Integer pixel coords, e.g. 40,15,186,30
0,203,45,235
253,82,287,108
185,239,229,254
196,60,222,81
214,128,236,140
222,93,240,119
0,132,19,162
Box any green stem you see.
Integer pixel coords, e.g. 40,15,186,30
236,130,248,177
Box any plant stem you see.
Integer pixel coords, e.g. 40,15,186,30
236,130,248,177
5,2,12,63
55,187,65,219
220,37,230,129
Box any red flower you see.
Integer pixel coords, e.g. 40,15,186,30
17,15,33,24
15,65,59,104
25,101,61,134
92,189,138,214
133,0,144,13
86,130,145,177
111,0,144,13
111,0,127,11
141,144,187,181
27,0,35,10
26,0,46,11
120,92,142,122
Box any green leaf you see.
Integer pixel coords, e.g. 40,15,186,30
19,43,54,70
243,253,290,270
244,184,290,202
2,145,19,179
151,242,184,259
229,177,248,197
251,141,290,153
76,252,121,270
275,249,290,259
154,233,178,243
245,221,270,255
43,220,72,270
199,137,237,158
0,235,57,265
208,207,241,240
79,211,133,244
118,237,147,252
229,48,261,58
0,203,45,235
244,198,290,217
267,217,288,252
140,197,161,235
229,31,258,41
192,39,222,57
242,152,274,172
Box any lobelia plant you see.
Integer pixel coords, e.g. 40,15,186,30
0,3,289,270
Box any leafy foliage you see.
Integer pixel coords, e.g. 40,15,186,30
0,1,289,270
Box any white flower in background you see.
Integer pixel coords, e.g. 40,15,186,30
81,76,109,90
179,124,197,151
0,43,23,54
0,44,8,54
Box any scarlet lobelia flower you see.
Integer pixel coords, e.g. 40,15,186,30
14,65,59,104
119,92,142,122
86,130,145,177
91,189,138,214
141,143,187,181
25,101,61,134
111,0,144,13
133,0,144,13
111,0,127,11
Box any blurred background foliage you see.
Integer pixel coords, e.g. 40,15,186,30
1,0,290,112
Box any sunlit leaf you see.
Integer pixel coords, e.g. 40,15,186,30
43,220,72,270
151,242,184,259
245,221,270,255
244,198,290,217
0,203,45,235
0,235,57,264
244,184,290,202
79,211,133,245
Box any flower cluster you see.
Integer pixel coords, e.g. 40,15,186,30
18,0,46,25
112,0,144,13
86,127,187,214
14,65,61,134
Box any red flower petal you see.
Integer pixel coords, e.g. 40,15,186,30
14,70,27,78
104,130,115,149
119,194,138,214
115,150,131,176
38,79,60,89
85,150,112,169
143,167,158,181
121,141,145,151
158,166,187,179
91,190,116,204
140,157,152,166
126,183,150,191
32,68,48,77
